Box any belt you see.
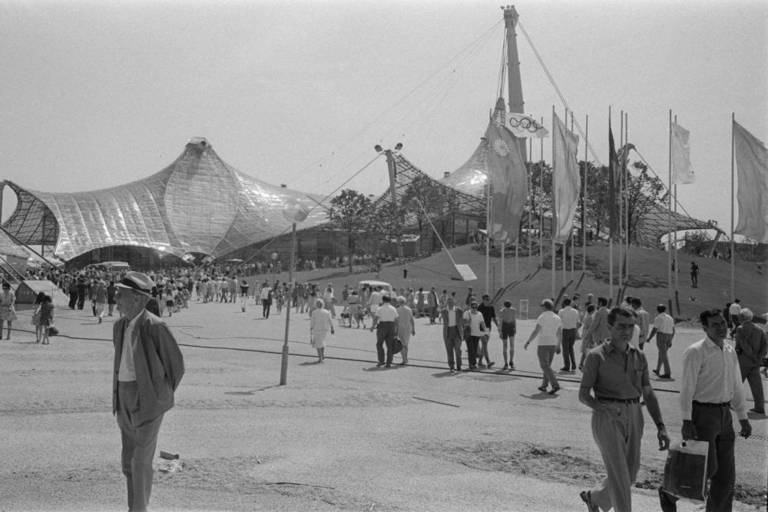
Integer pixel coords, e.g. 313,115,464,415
693,400,731,408
597,396,640,404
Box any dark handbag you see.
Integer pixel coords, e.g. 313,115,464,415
662,440,709,501
392,336,403,354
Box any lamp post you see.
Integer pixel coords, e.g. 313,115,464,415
279,200,309,386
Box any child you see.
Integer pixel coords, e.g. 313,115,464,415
499,301,517,370
32,292,45,343
39,295,54,345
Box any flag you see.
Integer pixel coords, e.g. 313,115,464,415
506,112,549,138
733,120,768,243
608,126,620,239
484,119,528,243
552,114,580,243
671,122,695,184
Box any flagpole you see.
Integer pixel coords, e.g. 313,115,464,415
562,108,567,288
618,110,624,300
540,116,545,268
608,107,614,303
570,111,575,280
551,105,556,298
583,114,588,274
730,112,735,300
528,137,533,268
624,112,630,293
667,109,673,310
486,178,491,295
672,115,679,301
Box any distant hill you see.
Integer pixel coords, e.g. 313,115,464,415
274,242,767,319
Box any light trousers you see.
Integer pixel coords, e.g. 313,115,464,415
117,381,164,512
590,402,643,512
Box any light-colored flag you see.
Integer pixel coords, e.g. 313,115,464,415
552,114,580,243
671,122,695,184
733,120,768,243
506,112,549,138
484,119,528,243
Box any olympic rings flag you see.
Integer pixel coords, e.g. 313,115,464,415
506,112,549,138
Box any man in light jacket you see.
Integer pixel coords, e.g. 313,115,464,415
113,272,185,512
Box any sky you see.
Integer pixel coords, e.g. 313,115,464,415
0,0,766,237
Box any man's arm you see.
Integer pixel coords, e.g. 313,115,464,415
646,327,658,343
524,325,541,349
642,385,670,450
154,323,185,390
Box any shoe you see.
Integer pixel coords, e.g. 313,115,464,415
548,387,560,395
652,369,660,376
385,363,391,368
469,365,477,370
376,362,385,367
449,368,456,374
580,490,598,512
560,367,570,372
537,385,548,392
749,408,765,415
487,362,494,369
502,364,509,371
509,365,515,371
660,374,671,379
477,363,486,369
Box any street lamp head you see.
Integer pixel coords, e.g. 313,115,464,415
374,144,383,153
283,199,309,223
394,142,403,150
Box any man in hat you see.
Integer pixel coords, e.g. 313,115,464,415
113,272,185,512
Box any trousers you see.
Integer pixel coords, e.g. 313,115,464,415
561,328,577,369
443,326,462,370
660,403,736,512
376,321,396,364
591,402,644,512
740,365,765,413
537,345,559,388
117,381,164,512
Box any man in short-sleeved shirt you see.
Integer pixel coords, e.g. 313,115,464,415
524,299,562,394
580,307,669,512
371,295,398,368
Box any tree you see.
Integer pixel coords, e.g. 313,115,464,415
328,189,373,273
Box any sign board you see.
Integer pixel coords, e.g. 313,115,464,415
454,264,477,281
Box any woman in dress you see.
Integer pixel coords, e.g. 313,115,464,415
32,291,46,343
39,295,54,345
0,282,18,340
395,296,415,365
310,298,334,362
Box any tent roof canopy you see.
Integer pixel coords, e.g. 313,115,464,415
2,139,328,261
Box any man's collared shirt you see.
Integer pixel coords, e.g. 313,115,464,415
581,341,650,400
653,313,675,334
680,336,748,421
375,303,398,322
558,306,580,330
117,313,142,382
446,307,457,327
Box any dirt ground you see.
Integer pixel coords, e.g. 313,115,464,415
1,297,766,511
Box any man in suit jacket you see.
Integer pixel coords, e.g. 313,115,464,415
113,272,185,512
440,296,465,373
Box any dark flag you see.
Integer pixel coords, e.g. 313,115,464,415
608,126,619,239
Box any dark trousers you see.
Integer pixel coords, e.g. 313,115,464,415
443,326,462,370
561,328,577,370
117,381,164,512
68,291,78,309
376,321,395,364
466,335,480,367
660,403,736,512
740,365,765,413
262,300,271,318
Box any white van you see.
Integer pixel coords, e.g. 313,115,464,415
358,280,393,294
